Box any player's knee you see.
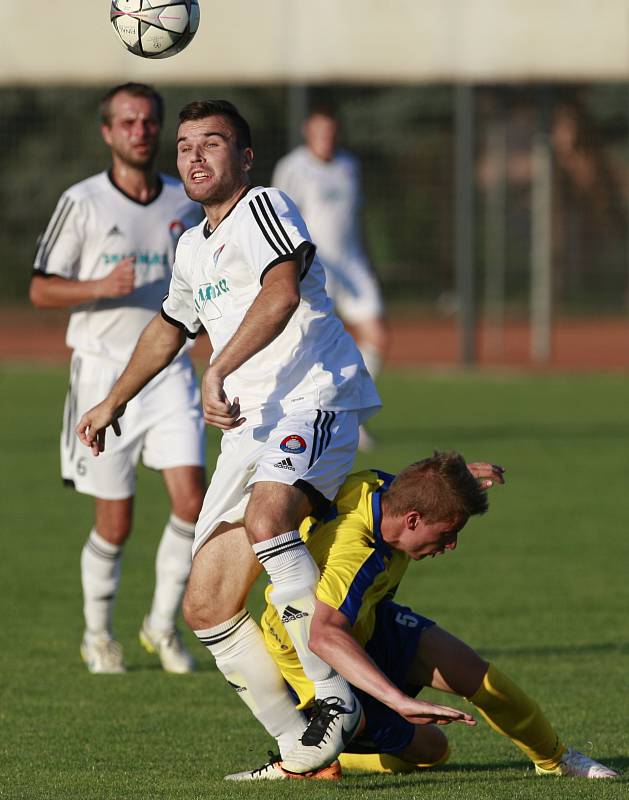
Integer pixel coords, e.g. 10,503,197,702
399,724,449,767
244,513,268,543
245,485,306,543
182,586,205,630
182,575,245,631
244,504,284,543
171,493,203,525
94,499,133,543
95,522,132,545
168,471,205,522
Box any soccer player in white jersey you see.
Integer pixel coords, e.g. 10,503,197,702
76,99,381,775
273,108,388,450
30,83,206,675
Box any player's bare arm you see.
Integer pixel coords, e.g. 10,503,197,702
309,600,476,727
202,259,301,430
76,314,185,456
29,257,136,308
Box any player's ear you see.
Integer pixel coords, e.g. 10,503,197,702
406,510,421,531
101,124,113,147
241,147,254,172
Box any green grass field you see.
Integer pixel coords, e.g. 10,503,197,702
1,365,628,799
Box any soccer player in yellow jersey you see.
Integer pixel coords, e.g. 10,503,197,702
227,452,617,780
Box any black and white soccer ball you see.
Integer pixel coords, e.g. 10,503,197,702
110,1,200,59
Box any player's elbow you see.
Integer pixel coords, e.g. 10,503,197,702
272,290,300,321
29,277,50,308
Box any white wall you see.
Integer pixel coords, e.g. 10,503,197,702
2,0,628,85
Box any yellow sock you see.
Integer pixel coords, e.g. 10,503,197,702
469,663,565,770
339,745,450,774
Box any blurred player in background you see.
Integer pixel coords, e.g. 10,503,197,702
227,453,617,781
273,108,388,451
29,83,206,675
76,99,381,774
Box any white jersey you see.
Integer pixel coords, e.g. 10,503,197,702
33,171,203,364
272,146,367,269
162,186,381,427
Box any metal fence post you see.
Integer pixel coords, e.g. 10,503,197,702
455,84,477,366
530,88,553,363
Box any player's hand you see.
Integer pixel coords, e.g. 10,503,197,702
395,697,476,727
467,461,505,489
75,400,127,456
97,257,136,299
201,367,246,430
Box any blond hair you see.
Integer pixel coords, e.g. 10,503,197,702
382,451,488,523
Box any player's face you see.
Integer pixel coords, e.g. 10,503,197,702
398,515,467,561
176,116,253,205
101,92,161,169
303,114,338,162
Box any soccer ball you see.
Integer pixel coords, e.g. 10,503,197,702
110,1,200,59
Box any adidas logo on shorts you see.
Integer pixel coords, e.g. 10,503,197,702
273,457,295,471
281,605,309,624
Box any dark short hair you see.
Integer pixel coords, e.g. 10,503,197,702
100,83,164,126
382,451,489,523
177,100,252,149
306,105,337,122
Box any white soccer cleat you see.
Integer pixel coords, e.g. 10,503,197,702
535,748,618,779
225,752,342,781
281,696,365,774
139,616,195,674
80,634,126,674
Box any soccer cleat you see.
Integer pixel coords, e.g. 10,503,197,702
281,695,365,774
80,634,126,674
139,616,195,674
225,752,342,781
535,748,618,779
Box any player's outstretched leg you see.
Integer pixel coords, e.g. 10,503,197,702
413,625,618,780
140,514,196,673
470,664,617,779
225,752,342,781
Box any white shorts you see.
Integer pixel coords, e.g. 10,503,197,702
192,409,360,556
323,256,384,325
61,351,205,500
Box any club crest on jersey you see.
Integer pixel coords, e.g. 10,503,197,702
169,219,185,244
213,243,226,266
280,435,307,454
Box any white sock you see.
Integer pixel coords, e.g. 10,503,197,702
253,531,355,709
148,514,195,634
358,342,382,381
81,529,122,640
195,610,306,758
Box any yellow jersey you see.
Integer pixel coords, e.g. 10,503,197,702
260,469,410,708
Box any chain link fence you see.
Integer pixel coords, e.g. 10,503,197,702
1,83,628,321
